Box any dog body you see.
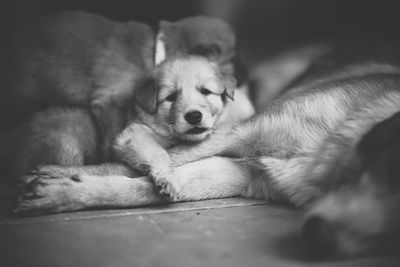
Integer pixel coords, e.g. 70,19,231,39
16,44,400,256
0,11,155,160
0,12,246,177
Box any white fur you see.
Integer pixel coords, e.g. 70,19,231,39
155,31,167,66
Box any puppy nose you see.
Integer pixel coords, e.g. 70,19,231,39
184,111,202,125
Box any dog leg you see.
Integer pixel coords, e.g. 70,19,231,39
1,108,99,178
15,156,254,214
168,125,236,166
90,64,147,162
149,156,254,201
91,97,127,162
24,163,139,181
16,163,139,194
113,123,176,197
256,156,323,206
15,162,153,214
16,174,164,214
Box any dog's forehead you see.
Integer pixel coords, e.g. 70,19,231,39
158,58,218,87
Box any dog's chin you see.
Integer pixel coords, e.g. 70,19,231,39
179,127,211,142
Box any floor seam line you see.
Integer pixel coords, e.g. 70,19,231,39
0,201,268,225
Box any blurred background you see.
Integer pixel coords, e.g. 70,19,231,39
1,0,400,66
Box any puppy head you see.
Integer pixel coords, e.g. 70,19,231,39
159,16,247,86
134,56,235,142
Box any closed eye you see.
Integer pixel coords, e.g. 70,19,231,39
200,88,212,96
165,92,177,102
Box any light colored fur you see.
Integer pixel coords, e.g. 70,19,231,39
17,60,400,203
112,56,253,198
15,48,400,256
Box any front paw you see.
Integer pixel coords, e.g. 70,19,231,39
15,171,85,215
152,172,181,201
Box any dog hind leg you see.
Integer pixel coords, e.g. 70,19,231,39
255,156,322,206
6,108,98,178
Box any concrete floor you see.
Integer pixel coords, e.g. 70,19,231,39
1,178,400,267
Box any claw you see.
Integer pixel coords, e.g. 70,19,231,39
71,175,81,182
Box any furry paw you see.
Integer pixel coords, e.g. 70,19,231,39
153,173,181,201
15,172,86,215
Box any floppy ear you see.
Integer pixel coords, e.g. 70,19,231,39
221,75,236,101
189,44,222,62
134,76,159,114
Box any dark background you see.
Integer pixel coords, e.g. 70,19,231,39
1,0,400,64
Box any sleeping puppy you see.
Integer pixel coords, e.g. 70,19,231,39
113,56,253,198
0,11,246,177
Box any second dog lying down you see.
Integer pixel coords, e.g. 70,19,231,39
16,44,400,256
0,11,246,164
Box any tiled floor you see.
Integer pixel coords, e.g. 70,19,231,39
1,179,400,267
